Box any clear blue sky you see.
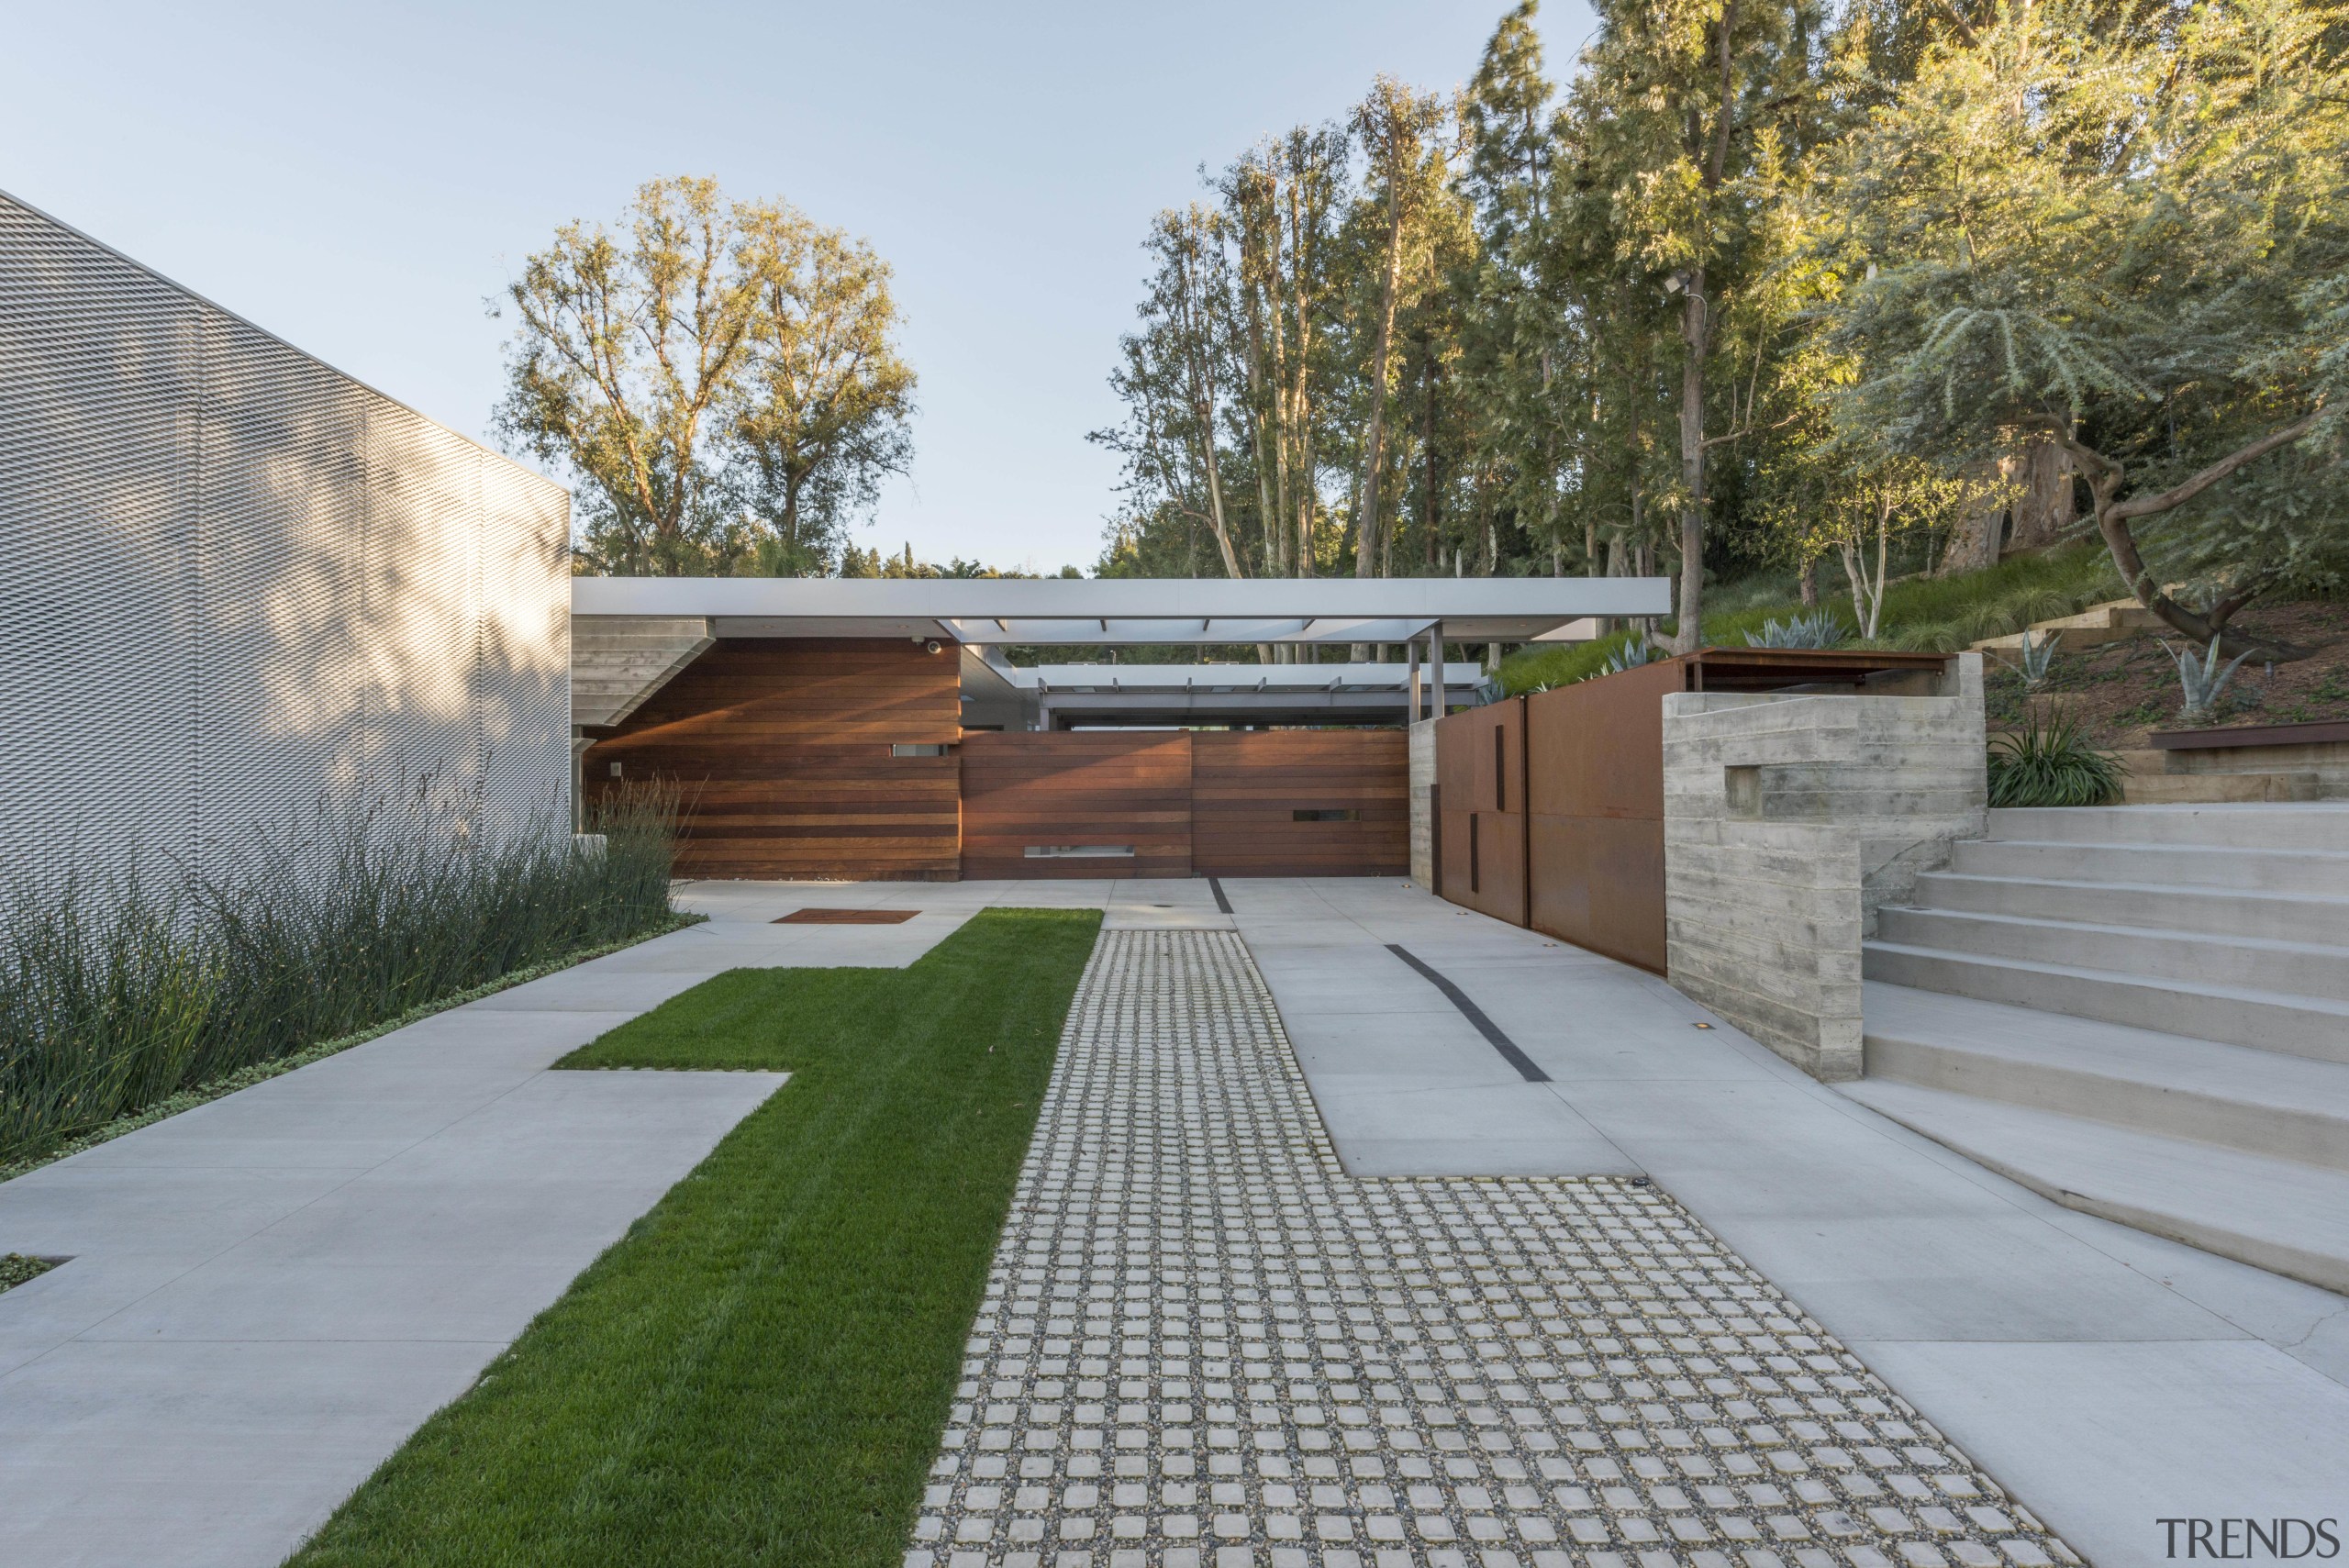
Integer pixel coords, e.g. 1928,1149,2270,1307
6,0,1594,573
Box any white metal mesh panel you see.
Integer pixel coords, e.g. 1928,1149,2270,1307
0,190,572,890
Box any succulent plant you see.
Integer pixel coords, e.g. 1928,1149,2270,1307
2162,636,2255,726
1996,627,2063,692
1599,636,1661,675
1742,611,1847,649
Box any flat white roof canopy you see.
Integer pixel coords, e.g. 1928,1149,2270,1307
571,575,1669,645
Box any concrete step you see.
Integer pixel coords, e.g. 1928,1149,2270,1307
2122,772,2325,805
1874,906,2349,1003
1987,803,2349,851
1860,940,2349,1062
1951,837,2349,895
1840,1077,2349,1294
1909,871,2349,946
1861,982,2349,1169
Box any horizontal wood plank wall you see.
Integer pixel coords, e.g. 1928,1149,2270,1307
1191,731,1408,877
582,638,962,880
960,731,1192,879
1524,659,1684,973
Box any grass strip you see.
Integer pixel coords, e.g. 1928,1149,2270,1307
0,915,703,1187
286,906,1102,1568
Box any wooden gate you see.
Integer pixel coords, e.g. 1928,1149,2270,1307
1192,731,1408,876
959,731,1193,879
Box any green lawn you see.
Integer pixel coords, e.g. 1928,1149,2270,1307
287,906,1102,1568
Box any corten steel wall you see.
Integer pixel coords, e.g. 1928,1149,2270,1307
1191,730,1408,877
1434,698,1528,925
0,190,571,884
1524,660,1683,973
961,731,1193,879
584,639,962,879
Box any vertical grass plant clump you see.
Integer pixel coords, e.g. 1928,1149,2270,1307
0,782,683,1166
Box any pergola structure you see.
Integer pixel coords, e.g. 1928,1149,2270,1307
572,575,1673,730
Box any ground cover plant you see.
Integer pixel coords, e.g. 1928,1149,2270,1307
0,783,681,1167
1987,712,2127,808
287,906,1102,1568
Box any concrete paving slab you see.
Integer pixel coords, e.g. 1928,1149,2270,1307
1227,874,2349,1568
0,928,785,1568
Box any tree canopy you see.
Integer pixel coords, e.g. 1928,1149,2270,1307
496,177,918,577
1092,0,2347,657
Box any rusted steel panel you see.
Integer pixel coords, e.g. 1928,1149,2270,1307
960,731,1193,879
1520,659,1684,971
1434,697,1528,926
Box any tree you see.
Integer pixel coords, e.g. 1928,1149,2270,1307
725,206,916,576
496,177,917,577
1348,78,1457,583
1811,0,2349,656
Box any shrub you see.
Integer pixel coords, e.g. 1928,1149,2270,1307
1744,611,1847,649
1987,712,2126,807
0,782,682,1165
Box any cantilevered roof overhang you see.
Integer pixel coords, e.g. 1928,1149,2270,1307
570,575,1671,645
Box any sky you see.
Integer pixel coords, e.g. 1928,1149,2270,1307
6,0,1596,574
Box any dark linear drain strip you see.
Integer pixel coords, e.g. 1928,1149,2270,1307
1208,878,1233,915
1385,945,1551,1083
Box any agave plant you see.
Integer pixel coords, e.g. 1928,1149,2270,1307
1743,611,1847,650
2163,636,2256,726
1996,628,2063,693
1600,636,1661,675
1987,711,2126,807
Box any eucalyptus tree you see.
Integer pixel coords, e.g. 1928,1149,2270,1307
1348,78,1459,583
1811,0,2349,656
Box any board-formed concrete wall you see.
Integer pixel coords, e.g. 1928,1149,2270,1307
1408,717,1438,887
0,190,572,885
1662,654,1987,1080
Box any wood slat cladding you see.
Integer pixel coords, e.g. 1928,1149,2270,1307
1435,698,1529,927
960,732,1192,879
1192,731,1408,877
583,638,961,880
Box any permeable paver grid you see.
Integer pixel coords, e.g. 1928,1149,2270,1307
908,931,2080,1568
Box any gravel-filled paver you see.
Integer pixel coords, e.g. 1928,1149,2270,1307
909,930,2081,1568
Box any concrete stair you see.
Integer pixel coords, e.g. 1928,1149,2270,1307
1972,598,2162,652
1854,804,2349,1293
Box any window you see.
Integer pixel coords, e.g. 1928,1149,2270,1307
1292,808,1359,822
889,742,952,757
1024,845,1134,859
1494,727,1507,811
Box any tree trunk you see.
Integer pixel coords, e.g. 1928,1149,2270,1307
2005,436,2072,553
1798,556,1818,607
1355,190,1405,581
1939,453,2013,576
1670,273,1709,653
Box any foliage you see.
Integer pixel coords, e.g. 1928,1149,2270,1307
1601,635,1664,675
0,784,680,1165
0,1253,55,1294
2164,637,2259,726
287,909,1101,1568
1806,0,2349,654
1745,610,1846,649
496,177,917,577
1998,628,2063,693
1987,711,2126,807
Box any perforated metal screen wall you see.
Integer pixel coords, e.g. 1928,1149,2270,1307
0,191,571,884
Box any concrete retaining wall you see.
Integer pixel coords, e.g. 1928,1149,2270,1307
1409,717,1438,888
1662,654,1987,1080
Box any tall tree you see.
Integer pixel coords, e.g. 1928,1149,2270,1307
725,206,916,576
1811,0,2349,655
497,177,764,574
1349,78,1456,582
